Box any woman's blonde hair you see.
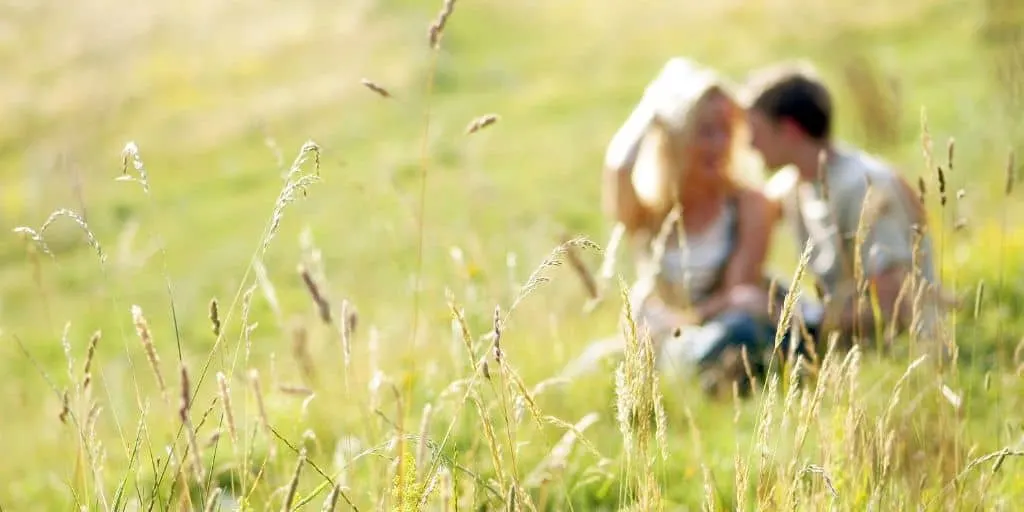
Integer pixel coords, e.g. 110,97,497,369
628,60,752,221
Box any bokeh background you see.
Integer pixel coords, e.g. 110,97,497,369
2,0,1023,509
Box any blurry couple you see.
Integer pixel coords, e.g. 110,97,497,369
565,58,946,394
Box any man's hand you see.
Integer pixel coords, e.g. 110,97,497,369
726,285,770,318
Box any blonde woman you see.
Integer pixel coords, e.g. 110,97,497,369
565,58,799,393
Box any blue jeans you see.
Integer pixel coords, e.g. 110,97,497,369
659,310,818,377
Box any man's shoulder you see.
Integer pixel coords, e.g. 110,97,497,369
830,144,899,183
828,144,903,202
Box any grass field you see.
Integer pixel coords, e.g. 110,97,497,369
2,0,1024,509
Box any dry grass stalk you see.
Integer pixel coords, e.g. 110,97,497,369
774,241,814,353
613,278,664,508
800,464,839,499
653,204,694,310
767,278,779,319
740,345,757,396
418,471,443,509
539,415,601,459
84,401,108,510
465,114,500,135
590,222,626,309
886,276,913,344
428,0,457,48
506,237,600,319
254,259,285,327
119,141,151,193
250,369,272,440
281,448,307,512
263,142,321,257
241,283,260,363
205,430,221,448
492,305,503,363
360,78,392,98
278,384,314,397
937,165,947,208
179,366,205,484
82,330,101,393
650,204,682,268
63,322,78,384
321,484,341,512
203,487,223,512
446,289,476,366
416,403,434,478
215,372,237,445
339,299,356,369
299,264,332,324
131,305,168,402
469,391,506,485
754,376,779,502
440,467,453,511
528,409,598,485
883,355,928,429
947,137,955,175
291,323,316,386
12,208,105,263
209,298,221,337
562,233,600,301
851,181,876,295
505,483,518,511
58,389,70,424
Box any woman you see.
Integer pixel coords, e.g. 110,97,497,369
565,58,786,394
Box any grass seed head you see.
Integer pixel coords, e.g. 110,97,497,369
131,305,168,402
82,330,101,393
465,114,500,135
360,78,392,98
209,298,221,336
428,0,458,48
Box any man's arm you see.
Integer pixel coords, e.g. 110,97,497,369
825,178,919,336
825,264,911,336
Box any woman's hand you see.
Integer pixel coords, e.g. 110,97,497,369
693,284,769,324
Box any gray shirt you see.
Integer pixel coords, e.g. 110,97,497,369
767,144,937,302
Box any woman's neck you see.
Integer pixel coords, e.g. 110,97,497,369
677,179,727,211
676,184,727,233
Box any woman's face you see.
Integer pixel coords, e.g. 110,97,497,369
688,92,736,179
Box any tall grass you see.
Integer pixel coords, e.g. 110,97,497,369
4,0,1024,510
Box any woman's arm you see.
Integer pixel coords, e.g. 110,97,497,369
602,95,661,232
602,166,648,231
694,189,776,322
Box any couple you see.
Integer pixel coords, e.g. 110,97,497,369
566,58,943,394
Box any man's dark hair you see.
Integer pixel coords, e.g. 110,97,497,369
750,72,833,141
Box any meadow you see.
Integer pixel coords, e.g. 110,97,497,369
2,0,1024,509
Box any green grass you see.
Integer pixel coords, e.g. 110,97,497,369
2,0,1024,509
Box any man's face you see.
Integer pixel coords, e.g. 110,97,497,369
746,109,791,172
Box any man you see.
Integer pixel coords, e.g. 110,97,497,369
743,63,945,346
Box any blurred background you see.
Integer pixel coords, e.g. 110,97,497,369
1,0,1022,507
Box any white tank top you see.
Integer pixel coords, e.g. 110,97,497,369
635,200,737,309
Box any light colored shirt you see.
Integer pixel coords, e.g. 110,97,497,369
766,143,939,332
627,200,738,344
